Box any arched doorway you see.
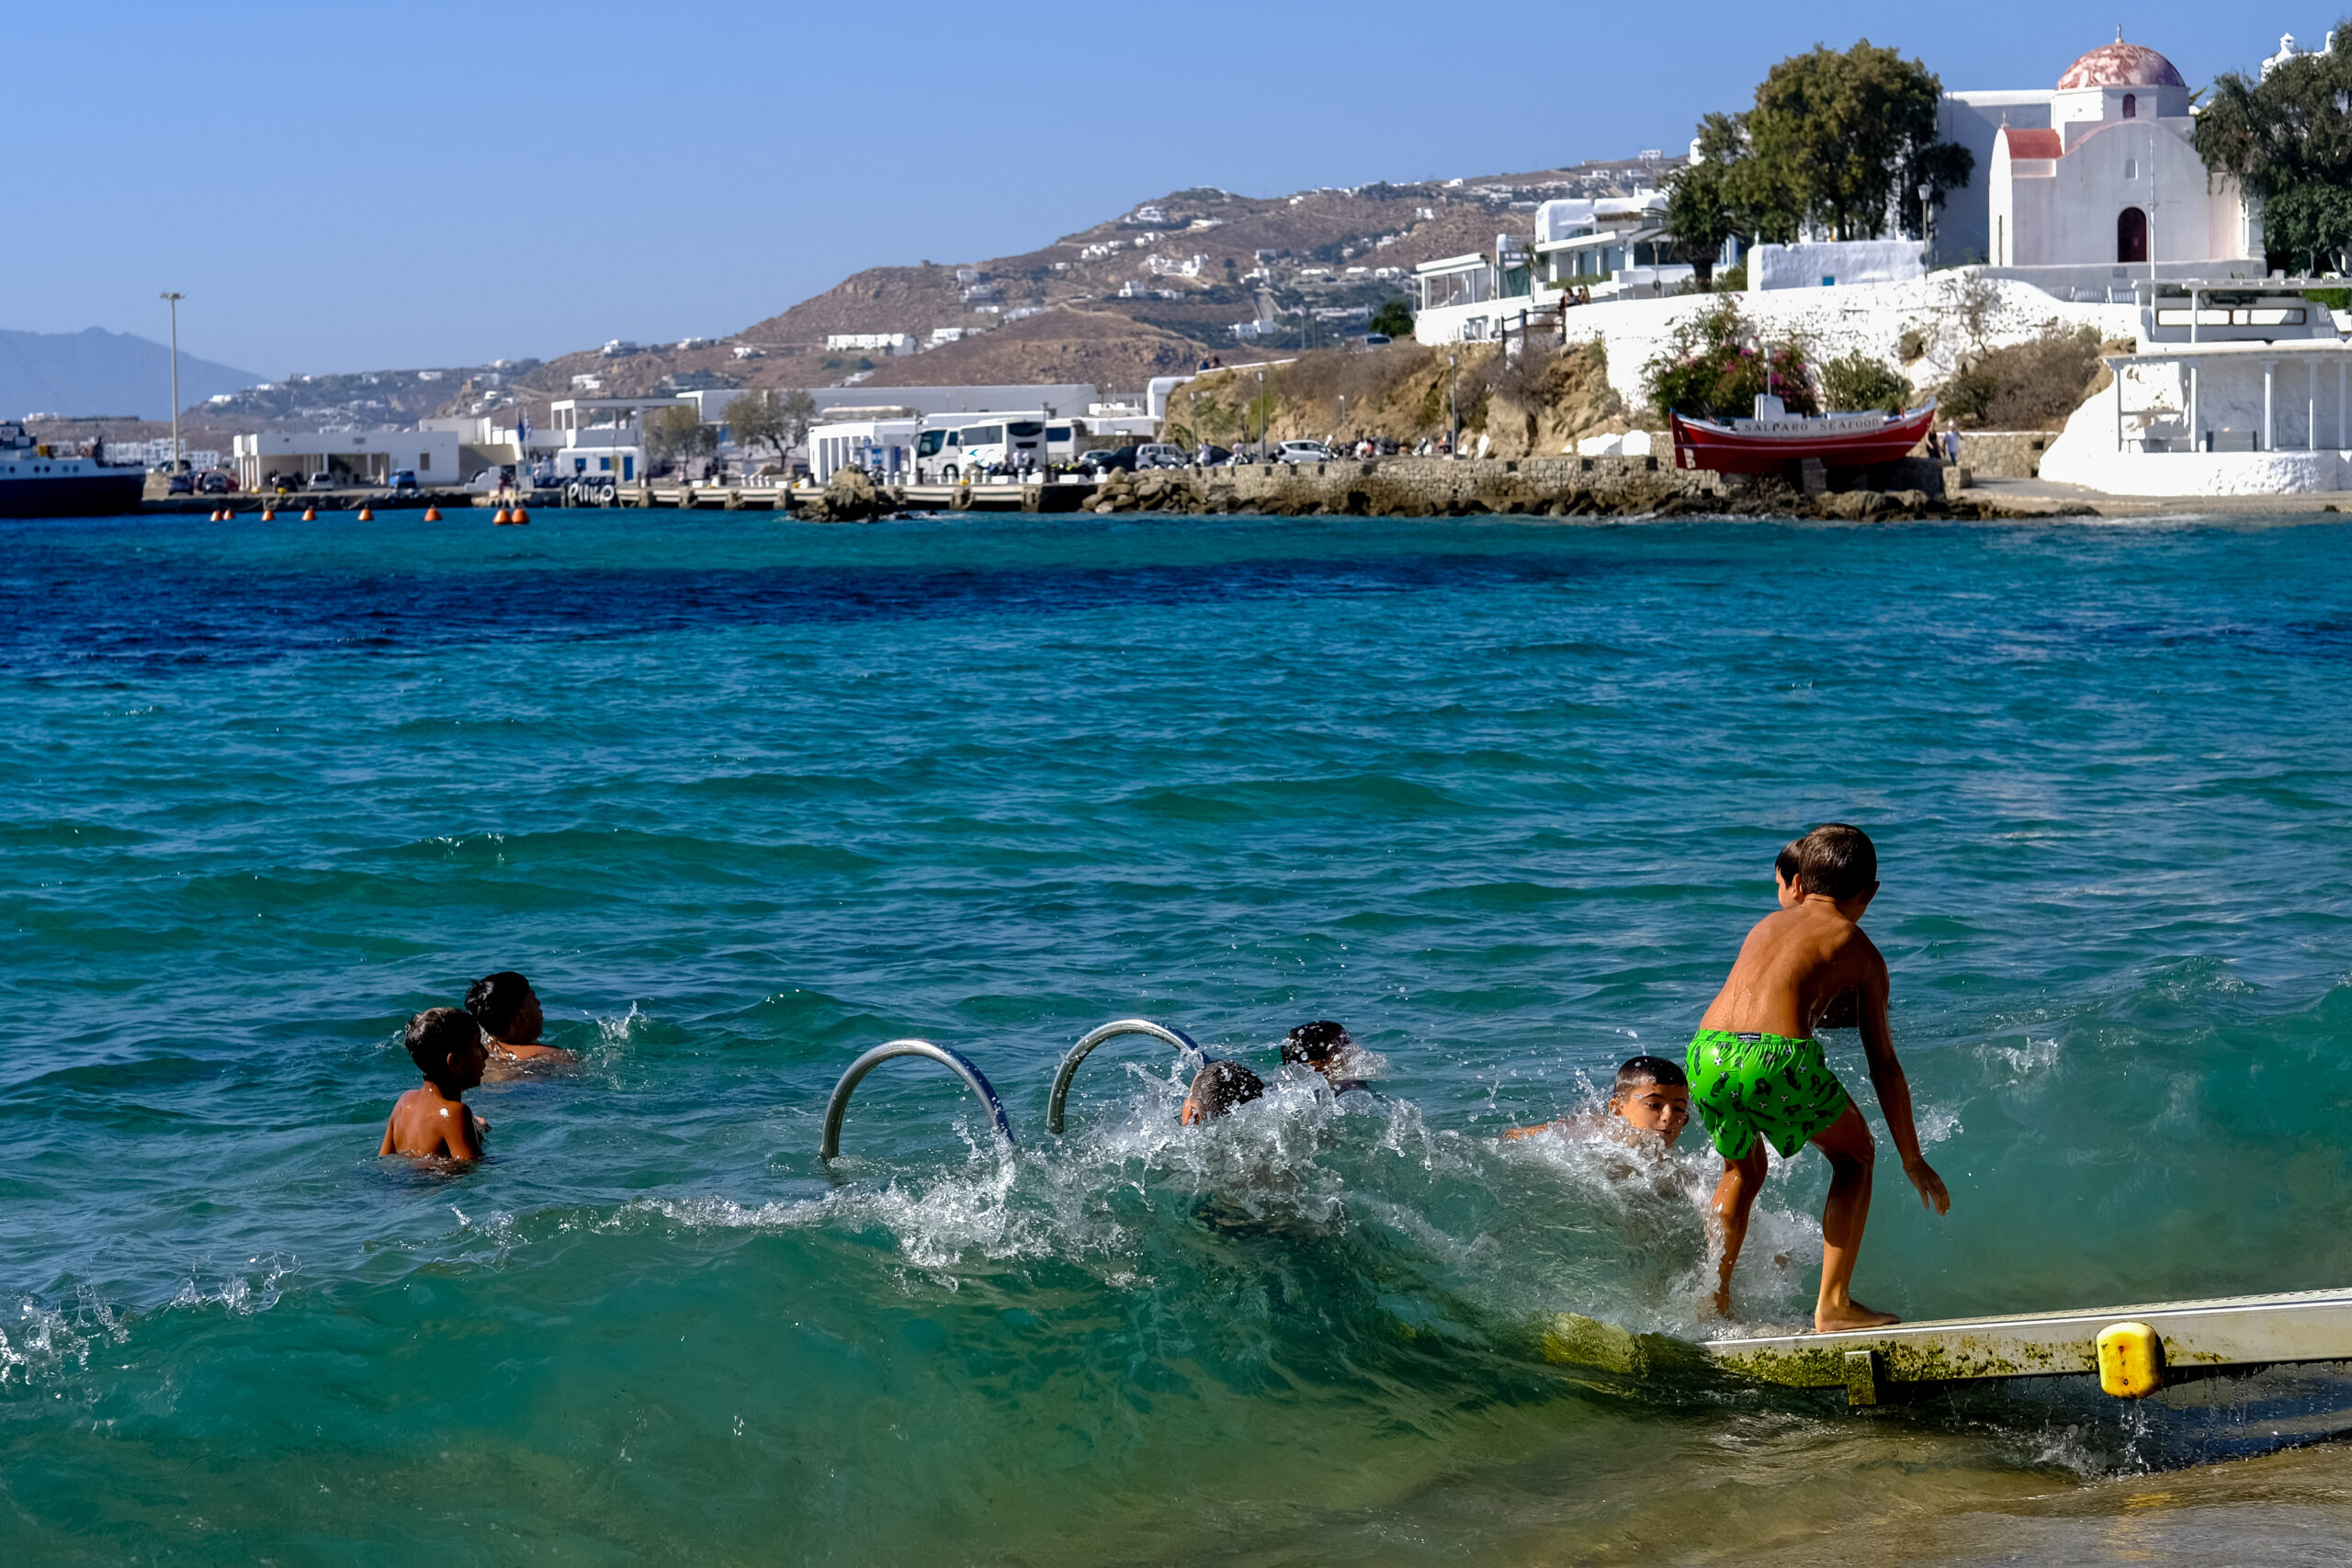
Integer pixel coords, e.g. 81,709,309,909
2118,207,2149,264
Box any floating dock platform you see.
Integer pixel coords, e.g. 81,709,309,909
1546,1287,2352,1405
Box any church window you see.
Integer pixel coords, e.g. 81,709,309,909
2123,93,2137,118
2126,158,2138,180
2118,207,2149,265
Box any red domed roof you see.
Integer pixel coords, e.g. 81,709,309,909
2057,39,2187,89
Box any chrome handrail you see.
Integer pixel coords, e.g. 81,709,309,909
1046,1018,1204,1134
819,1038,1013,1159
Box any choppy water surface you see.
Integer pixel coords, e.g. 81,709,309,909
5,509,2352,1564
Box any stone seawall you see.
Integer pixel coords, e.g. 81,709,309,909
1202,456,1722,515
1068,455,2046,521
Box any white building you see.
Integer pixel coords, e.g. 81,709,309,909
231,427,459,490
826,333,915,354
1989,38,2260,276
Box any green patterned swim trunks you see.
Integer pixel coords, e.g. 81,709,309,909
1686,1029,1850,1161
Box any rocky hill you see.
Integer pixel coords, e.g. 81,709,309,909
148,155,1681,434
474,158,1679,412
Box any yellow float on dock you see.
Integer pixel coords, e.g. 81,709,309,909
1546,1286,2352,1406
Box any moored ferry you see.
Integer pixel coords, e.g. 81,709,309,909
0,421,150,516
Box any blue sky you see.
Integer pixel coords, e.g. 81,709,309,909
0,3,2317,376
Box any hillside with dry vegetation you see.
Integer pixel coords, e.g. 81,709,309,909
1162,340,1631,458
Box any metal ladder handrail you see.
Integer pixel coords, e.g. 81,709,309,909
820,1038,1013,1159
1046,1018,1204,1134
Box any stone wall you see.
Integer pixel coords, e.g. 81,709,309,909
1949,431,2052,479
1064,453,2026,522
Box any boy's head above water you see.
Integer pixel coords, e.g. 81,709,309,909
1282,1020,1354,1076
1181,1059,1265,1124
1608,1055,1691,1145
465,971,541,1043
1793,822,1878,907
406,1007,487,1094
1774,840,1802,908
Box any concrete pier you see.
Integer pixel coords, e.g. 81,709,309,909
1544,1287,2352,1405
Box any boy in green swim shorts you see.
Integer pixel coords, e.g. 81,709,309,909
1689,824,1950,1331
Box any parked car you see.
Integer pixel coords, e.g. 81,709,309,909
388,469,420,496
1080,446,1137,475
195,469,236,494
1274,441,1331,465
307,471,336,490
1133,443,1189,468
164,470,195,495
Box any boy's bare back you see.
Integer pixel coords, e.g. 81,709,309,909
379,1083,486,1160
1699,900,1884,1042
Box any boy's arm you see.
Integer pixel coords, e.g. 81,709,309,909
442,1106,484,1161
1856,947,1951,1215
379,1111,397,1157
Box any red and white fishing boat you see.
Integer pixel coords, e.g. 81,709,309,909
1670,395,1937,474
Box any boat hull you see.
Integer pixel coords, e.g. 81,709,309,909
1671,405,1937,475
0,469,149,518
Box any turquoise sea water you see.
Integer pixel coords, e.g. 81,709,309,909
5,509,2352,1564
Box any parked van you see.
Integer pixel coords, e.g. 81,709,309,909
913,412,1050,480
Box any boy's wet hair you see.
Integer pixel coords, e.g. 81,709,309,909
1282,1020,1353,1066
405,1008,480,1088
1796,823,1877,902
1611,1055,1688,1099
465,971,532,1036
1188,1059,1266,1121
1775,840,1801,885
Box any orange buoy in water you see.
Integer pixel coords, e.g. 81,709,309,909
356,506,375,521
492,507,509,524
424,505,442,521
301,506,317,521
510,507,530,525
260,508,276,521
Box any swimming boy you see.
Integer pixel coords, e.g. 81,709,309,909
1503,1055,1692,1147
379,1007,489,1159
1283,1020,1370,1094
1181,1059,1265,1124
465,971,577,1066
1690,823,1949,1331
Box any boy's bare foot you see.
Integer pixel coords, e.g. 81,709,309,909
1815,1300,1901,1332
1710,1283,1734,1319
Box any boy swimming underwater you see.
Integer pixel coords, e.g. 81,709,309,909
1689,823,1949,1331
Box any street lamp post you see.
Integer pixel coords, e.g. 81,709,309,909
1448,353,1459,457
1256,368,1265,462
159,292,185,470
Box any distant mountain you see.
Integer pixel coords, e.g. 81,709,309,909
0,327,263,421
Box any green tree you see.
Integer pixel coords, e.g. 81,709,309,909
2194,31,2352,272
1738,40,1973,241
648,405,717,474
779,389,819,452
1368,298,1414,337
1664,115,1751,285
724,389,814,466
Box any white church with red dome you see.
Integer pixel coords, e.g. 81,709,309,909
1983,36,2262,270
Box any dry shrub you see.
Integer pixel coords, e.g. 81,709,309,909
1941,326,2104,430
1159,337,1624,457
